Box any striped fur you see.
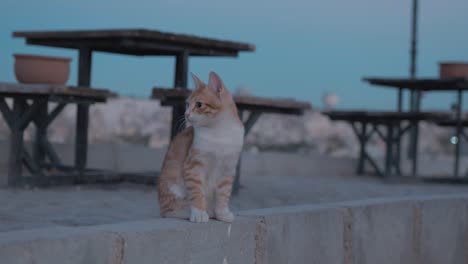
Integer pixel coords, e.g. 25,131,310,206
157,72,244,223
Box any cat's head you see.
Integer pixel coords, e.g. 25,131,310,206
185,71,234,127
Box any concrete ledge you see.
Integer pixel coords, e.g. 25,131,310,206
240,204,345,264
1,194,468,264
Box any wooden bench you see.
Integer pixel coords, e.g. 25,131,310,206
364,77,468,179
324,110,449,178
0,82,115,186
13,28,255,185
436,119,468,143
152,87,312,193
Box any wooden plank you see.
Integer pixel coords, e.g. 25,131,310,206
363,77,468,91
0,82,115,99
235,96,311,111
436,120,468,127
25,38,239,57
151,87,312,113
324,110,450,122
13,29,256,52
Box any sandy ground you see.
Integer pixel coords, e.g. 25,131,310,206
2,163,468,232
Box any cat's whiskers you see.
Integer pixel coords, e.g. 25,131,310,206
176,115,187,131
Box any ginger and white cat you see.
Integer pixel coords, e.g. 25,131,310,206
157,72,244,223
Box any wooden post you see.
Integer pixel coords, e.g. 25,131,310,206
408,0,419,159
75,48,92,176
170,51,189,139
8,98,26,186
384,122,395,178
174,51,188,88
357,122,367,175
454,90,463,178
33,100,48,181
233,111,261,195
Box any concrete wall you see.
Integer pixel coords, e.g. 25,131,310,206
1,194,468,264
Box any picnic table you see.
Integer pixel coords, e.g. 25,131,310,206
13,29,256,139
152,87,312,193
0,82,114,186
323,77,468,180
325,110,448,178
364,77,468,179
13,28,255,185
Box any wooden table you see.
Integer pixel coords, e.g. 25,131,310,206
13,28,255,175
325,110,448,178
364,77,468,179
0,82,114,186
152,87,312,193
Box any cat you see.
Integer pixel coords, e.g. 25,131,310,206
157,71,244,223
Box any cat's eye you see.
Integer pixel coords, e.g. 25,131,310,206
195,102,202,108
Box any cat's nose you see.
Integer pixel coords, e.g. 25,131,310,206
185,112,191,119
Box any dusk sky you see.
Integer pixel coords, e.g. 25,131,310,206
1,0,468,110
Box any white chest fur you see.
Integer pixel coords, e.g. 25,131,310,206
192,114,244,180
191,113,244,215
192,116,244,156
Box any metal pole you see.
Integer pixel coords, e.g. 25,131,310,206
408,0,419,161
410,0,418,79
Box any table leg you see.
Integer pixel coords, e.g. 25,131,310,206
170,51,189,140
385,122,395,177
396,88,403,175
232,155,243,196
395,122,402,176
174,51,188,88
408,89,421,160
233,111,261,195
410,90,422,177
33,103,65,169
350,122,384,177
454,89,463,178
31,100,48,183
397,88,403,112
356,122,367,175
232,110,244,195
8,98,26,186
75,104,89,175
75,48,92,177
33,101,47,167
411,120,419,177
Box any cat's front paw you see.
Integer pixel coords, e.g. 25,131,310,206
216,207,235,222
190,206,209,223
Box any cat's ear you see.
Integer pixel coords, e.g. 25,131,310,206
191,73,205,89
207,71,224,98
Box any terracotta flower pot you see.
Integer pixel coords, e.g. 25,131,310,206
14,54,71,85
439,62,468,79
